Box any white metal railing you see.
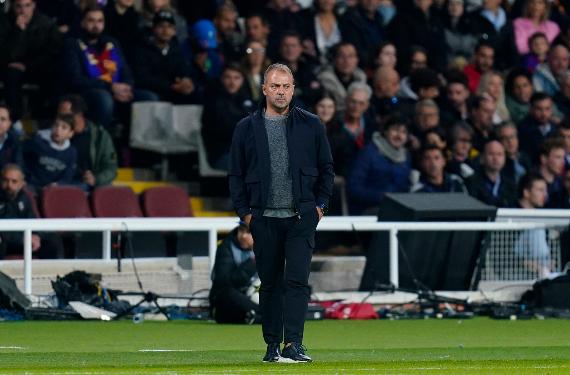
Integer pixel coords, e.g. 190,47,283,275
0,214,563,295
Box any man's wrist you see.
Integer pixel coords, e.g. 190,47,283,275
317,203,328,215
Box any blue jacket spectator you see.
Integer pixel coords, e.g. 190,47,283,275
0,106,23,170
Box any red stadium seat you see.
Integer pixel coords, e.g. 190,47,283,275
142,186,193,217
91,186,142,217
23,187,41,218
41,186,92,218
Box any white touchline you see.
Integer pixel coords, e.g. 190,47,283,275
0,346,26,350
138,349,196,352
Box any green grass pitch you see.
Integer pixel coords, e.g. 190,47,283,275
0,318,569,374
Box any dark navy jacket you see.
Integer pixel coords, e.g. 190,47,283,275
228,105,335,219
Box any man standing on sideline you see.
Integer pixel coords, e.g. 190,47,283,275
229,63,334,363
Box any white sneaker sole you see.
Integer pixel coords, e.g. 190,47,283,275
262,356,300,363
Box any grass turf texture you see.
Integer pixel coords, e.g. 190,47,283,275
0,318,569,374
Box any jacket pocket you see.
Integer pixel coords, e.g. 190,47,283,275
300,167,318,201
245,173,262,207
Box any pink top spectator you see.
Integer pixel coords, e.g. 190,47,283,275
513,18,560,55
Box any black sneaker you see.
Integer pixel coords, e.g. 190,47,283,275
262,343,282,362
281,342,312,362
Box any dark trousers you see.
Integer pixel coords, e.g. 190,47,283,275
211,288,259,324
250,210,318,344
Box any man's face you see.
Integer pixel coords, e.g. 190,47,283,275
498,126,519,157
374,69,399,97
475,46,494,72
447,83,469,107
530,98,553,124
421,149,445,179
246,16,269,42
360,0,381,13
215,9,237,36
410,51,427,71
346,89,369,120
82,10,105,38
262,69,295,113
221,69,244,95
1,169,25,200
482,141,506,173
280,36,302,63
117,0,135,7
0,108,12,139
57,101,86,133
452,130,472,158
543,147,566,175
526,180,548,208
334,45,359,76
415,105,439,131
548,46,570,76
472,99,495,131
154,22,176,44
384,125,408,149
14,0,35,19
237,228,254,250
512,76,533,103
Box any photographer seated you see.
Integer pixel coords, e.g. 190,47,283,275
209,222,259,324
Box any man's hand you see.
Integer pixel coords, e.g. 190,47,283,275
316,207,323,221
171,77,194,95
8,62,26,72
243,214,252,229
111,83,133,102
83,170,96,186
31,234,41,252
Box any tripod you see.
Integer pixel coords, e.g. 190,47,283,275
113,291,171,321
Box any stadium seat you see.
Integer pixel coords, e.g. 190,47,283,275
41,186,92,218
142,186,193,217
92,186,166,257
91,186,142,217
23,187,41,218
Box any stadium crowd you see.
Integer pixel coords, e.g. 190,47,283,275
1,0,570,226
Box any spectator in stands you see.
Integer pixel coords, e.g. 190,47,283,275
496,121,531,184
23,114,77,189
209,222,259,324
533,44,569,96
276,31,320,107
372,41,397,73
405,68,441,102
57,95,117,189
132,10,195,103
299,0,342,65
317,42,366,112
141,0,188,47
0,105,23,170
442,0,478,66
513,0,560,56
189,19,223,100
263,0,302,60
537,138,565,206
339,0,384,68
476,71,510,123
0,0,62,122
521,32,550,72
468,95,496,153
347,114,411,214
104,0,142,60
505,68,534,123
245,13,271,48
447,121,476,179
551,168,570,208
518,92,558,161
213,2,244,63
315,91,337,128
466,140,517,207
464,40,494,93
339,82,375,146
242,40,270,102
0,164,63,259
37,0,81,35
62,5,156,128
201,63,253,171
556,118,570,169
514,173,551,277
554,71,570,116
411,144,467,193
410,99,441,151
440,71,471,126
370,67,413,121
387,0,445,71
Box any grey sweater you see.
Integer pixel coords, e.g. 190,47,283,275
263,112,296,218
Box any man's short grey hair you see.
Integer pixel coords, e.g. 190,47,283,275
415,98,439,114
346,82,372,100
263,63,294,84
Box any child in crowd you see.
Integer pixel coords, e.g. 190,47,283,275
521,32,550,72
